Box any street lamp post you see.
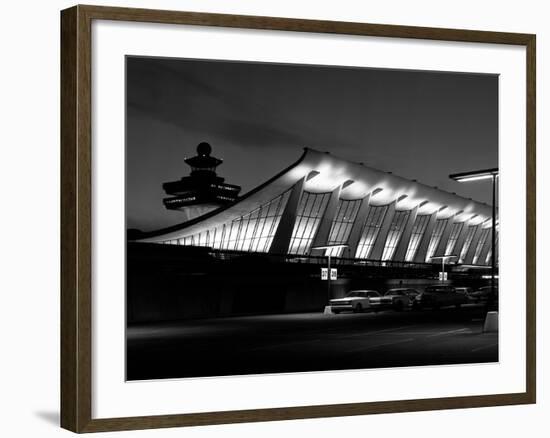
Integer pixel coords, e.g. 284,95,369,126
312,244,349,304
449,168,498,310
430,255,458,281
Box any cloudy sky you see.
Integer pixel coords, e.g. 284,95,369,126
126,56,498,231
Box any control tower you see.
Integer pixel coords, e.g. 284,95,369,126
162,142,241,221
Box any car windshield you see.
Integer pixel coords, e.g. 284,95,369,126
346,291,367,297
425,286,452,293
385,289,404,296
367,291,380,297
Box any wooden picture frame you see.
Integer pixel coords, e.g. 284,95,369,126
61,4,536,433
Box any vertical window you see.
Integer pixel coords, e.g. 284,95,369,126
472,227,491,264
445,222,465,256
175,189,290,253
381,210,411,261
425,218,448,262
458,225,478,263
355,205,388,259
288,191,330,255
223,189,290,252
325,199,362,257
405,214,430,262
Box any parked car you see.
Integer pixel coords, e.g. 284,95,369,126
413,285,468,310
330,290,381,313
454,287,474,300
469,286,499,304
375,288,420,311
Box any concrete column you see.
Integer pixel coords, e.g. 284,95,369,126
476,227,493,265
310,185,342,256
463,225,484,265
413,211,437,263
369,201,396,261
392,205,419,262
345,193,371,259
269,177,305,254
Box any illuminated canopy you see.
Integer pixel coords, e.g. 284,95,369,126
136,148,497,266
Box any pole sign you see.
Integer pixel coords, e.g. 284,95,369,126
439,272,448,281
321,268,328,280
330,268,338,280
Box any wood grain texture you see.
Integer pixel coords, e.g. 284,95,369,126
78,4,534,45
60,4,537,433
80,393,533,433
60,5,78,432
525,35,536,404
61,5,94,432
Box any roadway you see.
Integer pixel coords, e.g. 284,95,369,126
127,305,498,381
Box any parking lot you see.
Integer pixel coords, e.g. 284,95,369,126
127,304,498,381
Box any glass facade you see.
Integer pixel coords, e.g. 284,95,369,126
157,176,495,267
404,214,430,262
472,227,491,264
325,199,362,257
425,218,448,262
355,205,388,259
174,189,291,252
381,210,411,261
445,221,465,256
459,224,479,263
288,191,331,255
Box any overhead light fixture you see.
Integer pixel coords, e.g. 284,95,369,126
306,170,320,181
311,244,349,251
431,255,458,261
449,168,498,182
342,179,355,189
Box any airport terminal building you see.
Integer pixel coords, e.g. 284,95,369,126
136,147,497,267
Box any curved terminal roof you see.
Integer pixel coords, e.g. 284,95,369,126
137,148,493,244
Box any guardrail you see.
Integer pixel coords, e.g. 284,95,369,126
205,248,491,272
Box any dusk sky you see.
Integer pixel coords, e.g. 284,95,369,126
126,56,498,231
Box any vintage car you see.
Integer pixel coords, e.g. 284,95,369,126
454,287,474,301
367,288,420,311
329,290,381,313
413,285,469,310
469,286,499,304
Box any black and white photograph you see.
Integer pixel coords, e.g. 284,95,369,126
125,56,499,381
1,0,543,435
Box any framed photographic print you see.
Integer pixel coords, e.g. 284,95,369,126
60,4,536,433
